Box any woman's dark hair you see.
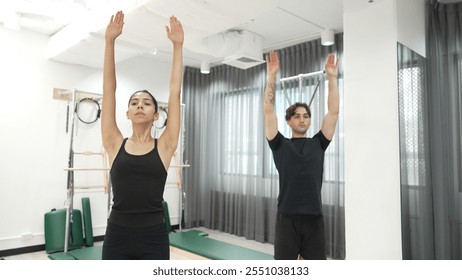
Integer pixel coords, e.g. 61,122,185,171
128,90,158,113
285,102,311,121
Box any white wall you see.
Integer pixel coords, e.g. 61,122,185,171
0,26,181,251
343,0,425,259
397,0,426,57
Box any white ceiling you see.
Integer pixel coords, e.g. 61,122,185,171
1,0,346,69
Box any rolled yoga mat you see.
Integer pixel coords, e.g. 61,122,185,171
81,197,94,247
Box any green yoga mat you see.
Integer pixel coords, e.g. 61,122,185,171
48,246,102,260
81,197,94,246
169,230,273,260
163,201,273,260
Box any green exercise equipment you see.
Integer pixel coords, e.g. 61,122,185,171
163,201,273,260
44,208,84,254
47,199,273,260
46,197,102,260
81,197,94,246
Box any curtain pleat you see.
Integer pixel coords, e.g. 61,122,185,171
425,0,462,260
400,0,462,260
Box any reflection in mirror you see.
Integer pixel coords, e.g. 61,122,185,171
397,42,434,259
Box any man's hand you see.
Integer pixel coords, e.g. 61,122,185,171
266,51,280,78
324,53,338,79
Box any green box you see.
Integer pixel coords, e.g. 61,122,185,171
44,208,84,254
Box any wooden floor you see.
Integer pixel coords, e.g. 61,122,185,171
2,227,273,260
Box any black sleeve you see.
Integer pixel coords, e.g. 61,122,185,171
267,131,285,151
314,130,331,151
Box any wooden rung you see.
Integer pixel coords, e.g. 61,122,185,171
64,168,110,171
170,164,191,168
74,185,105,189
74,151,104,156
53,88,102,101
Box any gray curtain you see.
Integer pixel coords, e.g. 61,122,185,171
426,0,462,259
399,0,462,260
397,43,434,259
182,35,344,259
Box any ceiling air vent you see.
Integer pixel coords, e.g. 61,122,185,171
222,30,265,70
202,30,266,70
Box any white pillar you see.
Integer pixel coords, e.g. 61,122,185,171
343,0,425,259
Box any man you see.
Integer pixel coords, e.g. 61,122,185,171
264,51,339,260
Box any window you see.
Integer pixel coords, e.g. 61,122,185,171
221,77,344,186
222,87,262,176
398,66,426,187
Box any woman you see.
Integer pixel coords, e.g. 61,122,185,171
101,11,184,260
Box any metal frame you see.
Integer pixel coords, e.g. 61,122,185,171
280,70,325,106
62,89,106,252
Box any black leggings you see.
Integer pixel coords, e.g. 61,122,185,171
102,220,169,260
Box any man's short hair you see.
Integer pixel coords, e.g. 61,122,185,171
285,102,311,121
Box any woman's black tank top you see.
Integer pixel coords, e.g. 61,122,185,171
109,138,168,227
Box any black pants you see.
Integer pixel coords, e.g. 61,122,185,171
274,212,326,260
102,220,169,260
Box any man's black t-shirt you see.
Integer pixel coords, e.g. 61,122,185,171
268,131,330,215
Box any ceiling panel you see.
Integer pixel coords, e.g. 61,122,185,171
278,0,343,31
239,7,322,51
1,0,344,69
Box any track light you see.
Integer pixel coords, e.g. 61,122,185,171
201,61,210,74
321,29,335,46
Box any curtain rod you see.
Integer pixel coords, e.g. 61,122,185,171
280,70,324,83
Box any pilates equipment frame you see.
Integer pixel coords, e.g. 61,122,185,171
55,88,108,253
280,70,325,107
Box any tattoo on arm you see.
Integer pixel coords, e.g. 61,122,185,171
265,82,276,106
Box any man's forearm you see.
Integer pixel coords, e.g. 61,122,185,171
264,74,277,112
327,77,339,115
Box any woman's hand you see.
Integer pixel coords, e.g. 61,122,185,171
105,11,124,41
165,16,184,46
